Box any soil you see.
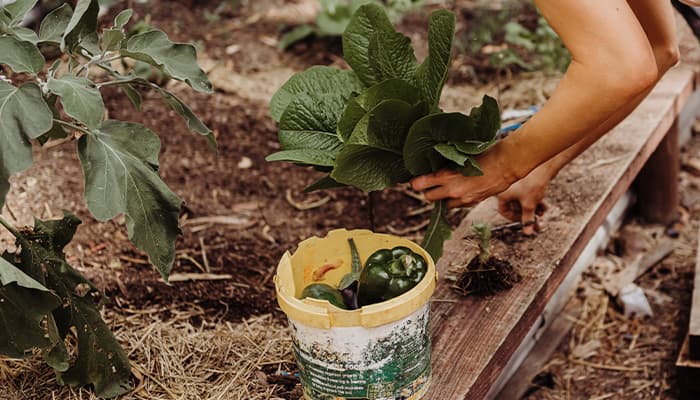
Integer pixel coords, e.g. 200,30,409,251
4,1,684,399
454,254,522,296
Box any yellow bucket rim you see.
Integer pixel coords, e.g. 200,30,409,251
274,229,437,329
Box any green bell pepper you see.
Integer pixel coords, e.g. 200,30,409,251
300,283,347,309
358,246,427,306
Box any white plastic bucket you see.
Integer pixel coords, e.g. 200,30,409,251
274,229,437,400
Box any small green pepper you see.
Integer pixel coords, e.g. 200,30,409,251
300,283,347,309
358,246,427,306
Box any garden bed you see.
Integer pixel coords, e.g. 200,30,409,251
0,1,696,399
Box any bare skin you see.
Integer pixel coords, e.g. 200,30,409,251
411,0,680,234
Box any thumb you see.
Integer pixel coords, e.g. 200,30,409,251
520,203,537,236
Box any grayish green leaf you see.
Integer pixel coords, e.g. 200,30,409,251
158,87,215,148
2,0,37,26
123,29,212,93
48,74,105,128
421,200,451,262
39,3,73,43
120,84,141,111
0,257,60,358
113,8,133,29
0,36,44,74
331,144,411,191
10,26,38,44
101,28,124,51
269,66,362,122
414,9,455,108
342,3,395,87
433,143,468,166
61,0,99,52
0,82,52,177
78,120,182,280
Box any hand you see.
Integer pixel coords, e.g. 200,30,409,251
496,162,555,235
679,0,700,6
410,146,519,208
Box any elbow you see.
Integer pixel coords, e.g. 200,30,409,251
654,44,680,74
599,55,659,101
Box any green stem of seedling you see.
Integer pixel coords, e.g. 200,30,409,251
0,215,21,238
54,119,91,135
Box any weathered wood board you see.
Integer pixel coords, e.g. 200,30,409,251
426,66,696,400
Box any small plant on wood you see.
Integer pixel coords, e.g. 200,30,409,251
453,223,521,296
0,0,213,397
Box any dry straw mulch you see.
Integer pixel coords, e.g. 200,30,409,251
0,310,298,400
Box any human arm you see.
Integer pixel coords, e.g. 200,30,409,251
411,0,661,208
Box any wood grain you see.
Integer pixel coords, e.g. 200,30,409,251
426,66,696,400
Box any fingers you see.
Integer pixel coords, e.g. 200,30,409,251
498,198,521,222
410,170,458,191
520,203,537,236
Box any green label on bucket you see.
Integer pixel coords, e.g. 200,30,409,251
291,306,431,400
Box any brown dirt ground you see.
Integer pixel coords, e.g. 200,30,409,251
2,1,695,399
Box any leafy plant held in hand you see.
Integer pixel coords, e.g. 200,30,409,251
0,0,213,397
267,3,501,261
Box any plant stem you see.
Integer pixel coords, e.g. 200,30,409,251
368,192,376,231
54,119,91,135
0,215,21,238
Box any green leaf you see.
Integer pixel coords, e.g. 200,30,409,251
10,26,38,44
421,200,451,262
0,36,45,74
347,99,420,153
304,175,346,192
37,94,69,146
433,143,468,166
338,238,362,290
121,83,141,111
78,120,182,280
0,257,61,358
113,8,133,29
61,0,99,52
277,92,346,158
269,66,362,122
158,87,215,148
101,28,124,51
48,74,105,129
48,264,132,397
123,29,212,93
2,0,37,26
79,31,100,55
403,100,499,176
0,82,52,176
367,30,417,83
331,144,411,191
337,79,422,141
342,3,395,87
414,9,455,108
279,25,315,50
450,95,501,154
39,3,73,43
266,149,336,167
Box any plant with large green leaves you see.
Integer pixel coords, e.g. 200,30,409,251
267,3,501,262
0,0,213,397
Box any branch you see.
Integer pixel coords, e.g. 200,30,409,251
53,119,91,135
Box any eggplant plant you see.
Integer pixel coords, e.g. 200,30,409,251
267,3,501,261
0,0,213,397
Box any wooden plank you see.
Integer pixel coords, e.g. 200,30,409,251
676,335,700,399
485,192,632,400
689,224,700,358
426,66,696,400
495,298,581,400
